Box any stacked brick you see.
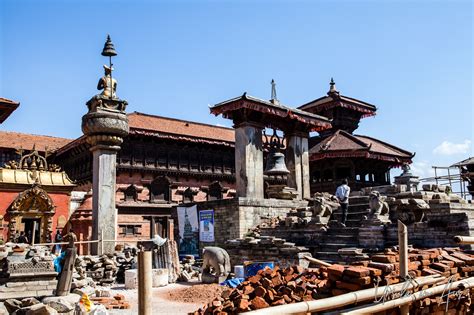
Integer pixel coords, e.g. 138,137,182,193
91,292,131,310
225,236,310,268
193,247,474,314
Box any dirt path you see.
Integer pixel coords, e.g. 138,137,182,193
108,282,228,315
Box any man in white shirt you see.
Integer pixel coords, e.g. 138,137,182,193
335,179,350,227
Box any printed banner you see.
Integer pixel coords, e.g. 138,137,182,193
177,205,199,256
199,210,215,242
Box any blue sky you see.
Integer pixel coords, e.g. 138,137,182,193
0,0,472,181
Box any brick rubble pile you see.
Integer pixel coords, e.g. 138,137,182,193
194,247,474,314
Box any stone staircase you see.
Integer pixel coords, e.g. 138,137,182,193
315,195,371,262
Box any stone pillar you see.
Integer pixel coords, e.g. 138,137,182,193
235,122,264,199
286,132,310,199
82,95,129,254
91,146,118,254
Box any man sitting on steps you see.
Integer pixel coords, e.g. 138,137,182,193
335,179,350,227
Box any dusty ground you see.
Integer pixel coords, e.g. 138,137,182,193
108,281,229,315
0,281,226,315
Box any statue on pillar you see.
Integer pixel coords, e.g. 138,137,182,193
97,65,117,98
81,35,129,255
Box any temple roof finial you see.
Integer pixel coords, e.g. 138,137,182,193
328,77,339,96
270,79,280,105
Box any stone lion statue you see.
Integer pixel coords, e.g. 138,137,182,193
368,191,389,219
312,192,340,217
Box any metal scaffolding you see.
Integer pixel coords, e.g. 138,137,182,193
419,165,470,199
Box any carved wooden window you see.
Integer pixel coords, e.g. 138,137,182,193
132,145,144,166
202,152,213,173
119,224,142,236
145,145,156,168
157,147,167,169
149,176,171,202
189,149,199,172
223,154,233,174
179,150,189,171
168,150,178,170
119,143,132,165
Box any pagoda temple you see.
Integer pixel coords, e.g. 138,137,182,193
299,79,414,193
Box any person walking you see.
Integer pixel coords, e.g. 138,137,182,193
335,178,350,227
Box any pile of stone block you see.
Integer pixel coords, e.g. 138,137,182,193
179,255,201,282
194,247,474,314
73,254,118,287
225,236,310,269
4,295,81,314
114,246,137,283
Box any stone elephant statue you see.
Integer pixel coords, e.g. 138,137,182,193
201,246,231,283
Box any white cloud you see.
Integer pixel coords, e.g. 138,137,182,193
433,140,471,156
409,161,436,179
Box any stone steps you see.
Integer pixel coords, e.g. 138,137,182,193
319,243,360,252
314,197,371,263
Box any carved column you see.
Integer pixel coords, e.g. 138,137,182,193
286,131,310,199
82,96,129,254
235,122,264,199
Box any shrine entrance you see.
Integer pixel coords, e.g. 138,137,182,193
8,183,55,243
21,218,41,244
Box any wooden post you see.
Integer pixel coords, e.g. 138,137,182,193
31,221,37,245
398,220,409,315
138,251,152,315
100,228,104,254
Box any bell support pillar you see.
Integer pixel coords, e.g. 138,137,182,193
235,122,264,199
286,131,310,200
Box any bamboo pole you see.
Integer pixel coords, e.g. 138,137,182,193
241,275,444,315
340,276,474,314
398,220,409,315
303,255,332,267
453,236,474,244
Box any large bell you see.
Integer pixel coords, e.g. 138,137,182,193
101,34,117,57
264,151,290,176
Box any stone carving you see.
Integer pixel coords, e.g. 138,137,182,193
368,191,389,219
311,192,340,223
10,183,54,213
201,246,231,284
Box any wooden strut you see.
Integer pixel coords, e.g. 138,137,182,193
340,276,474,314
240,275,445,315
454,235,474,244
398,220,409,315
303,255,333,267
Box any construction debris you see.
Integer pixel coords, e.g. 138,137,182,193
193,246,474,314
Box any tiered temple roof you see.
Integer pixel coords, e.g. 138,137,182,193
0,97,19,124
309,129,413,164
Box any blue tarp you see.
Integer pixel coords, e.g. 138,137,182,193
220,278,244,288
54,251,66,273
